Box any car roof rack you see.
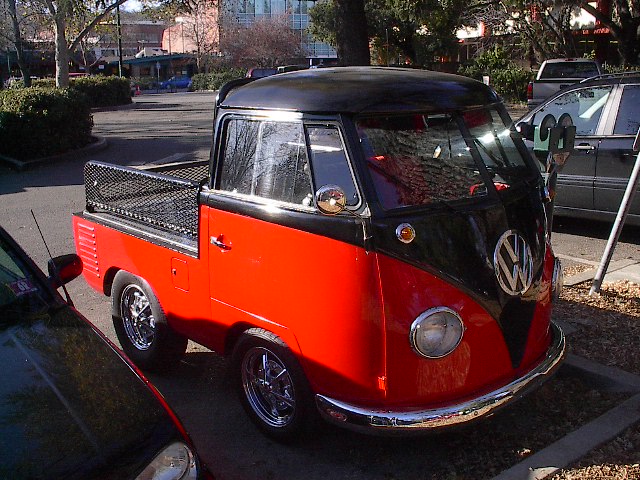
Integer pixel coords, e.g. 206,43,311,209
580,71,640,83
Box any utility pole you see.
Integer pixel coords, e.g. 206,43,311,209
116,3,123,77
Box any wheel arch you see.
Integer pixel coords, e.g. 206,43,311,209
103,266,121,297
110,270,167,323
224,322,304,361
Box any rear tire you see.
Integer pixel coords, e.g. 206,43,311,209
111,271,187,372
231,328,317,441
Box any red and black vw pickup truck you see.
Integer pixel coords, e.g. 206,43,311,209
73,67,566,440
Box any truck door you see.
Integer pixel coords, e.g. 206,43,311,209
200,115,383,390
594,84,640,217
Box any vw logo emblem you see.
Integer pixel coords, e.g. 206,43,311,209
493,230,534,296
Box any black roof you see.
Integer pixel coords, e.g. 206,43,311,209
219,66,501,115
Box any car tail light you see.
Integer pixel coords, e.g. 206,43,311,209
527,82,533,100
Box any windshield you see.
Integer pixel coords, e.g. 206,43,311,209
0,237,52,320
356,109,532,210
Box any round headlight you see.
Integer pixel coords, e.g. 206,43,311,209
410,307,464,359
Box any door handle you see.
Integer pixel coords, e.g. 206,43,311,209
575,144,596,152
210,234,231,250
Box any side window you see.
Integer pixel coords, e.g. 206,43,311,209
613,85,640,135
218,118,313,207
306,126,360,207
535,86,612,136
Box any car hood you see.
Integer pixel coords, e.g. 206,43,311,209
0,304,180,479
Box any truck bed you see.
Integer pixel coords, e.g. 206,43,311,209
82,160,208,253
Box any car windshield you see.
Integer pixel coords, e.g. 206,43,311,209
356,109,533,210
538,62,600,79
0,237,52,321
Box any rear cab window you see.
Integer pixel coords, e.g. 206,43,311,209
355,108,535,210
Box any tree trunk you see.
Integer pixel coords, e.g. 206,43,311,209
6,0,31,87
334,0,370,66
54,16,69,88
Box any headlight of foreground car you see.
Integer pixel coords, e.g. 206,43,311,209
136,442,198,480
410,307,464,359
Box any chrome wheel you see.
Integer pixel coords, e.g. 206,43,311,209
241,347,296,428
120,284,156,351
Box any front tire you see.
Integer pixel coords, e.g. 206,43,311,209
232,328,317,441
111,271,187,372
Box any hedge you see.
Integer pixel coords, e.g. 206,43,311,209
0,87,93,160
8,76,132,108
191,68,246,91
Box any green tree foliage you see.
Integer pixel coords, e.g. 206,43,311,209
458,45,532,102
466,0,639,66
578,0,639,66
309,0,466,65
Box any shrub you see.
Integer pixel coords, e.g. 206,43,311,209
191,68,246,91
459,46,533,103
70,76,132,108
602,63,640,74
0,87,93,160
6,75,131,108
131,76,155,90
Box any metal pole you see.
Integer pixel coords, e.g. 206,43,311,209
590,127,640,295
116,3,123,77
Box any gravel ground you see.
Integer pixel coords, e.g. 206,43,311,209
548,273,640,480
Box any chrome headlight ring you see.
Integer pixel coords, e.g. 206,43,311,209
409,307,465,359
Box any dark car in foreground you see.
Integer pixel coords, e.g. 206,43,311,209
518,72,640,225
0,226,208,479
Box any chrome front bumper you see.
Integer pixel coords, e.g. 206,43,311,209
316,321,565,434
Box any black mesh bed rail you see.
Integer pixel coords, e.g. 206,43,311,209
84,160,203,239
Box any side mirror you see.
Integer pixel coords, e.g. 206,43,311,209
48,254,83,289
315,185,347,215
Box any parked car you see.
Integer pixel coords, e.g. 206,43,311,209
160,76,192,90
527,58,602,110
0,225,209,479
517,72,640,226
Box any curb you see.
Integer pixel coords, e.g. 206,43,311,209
491,355,640,480
492,393,640,480
0,135,108,171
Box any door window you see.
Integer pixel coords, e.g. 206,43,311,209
613,85,640,135
306,126,360,207
534,86,613,136
218,119,314,207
